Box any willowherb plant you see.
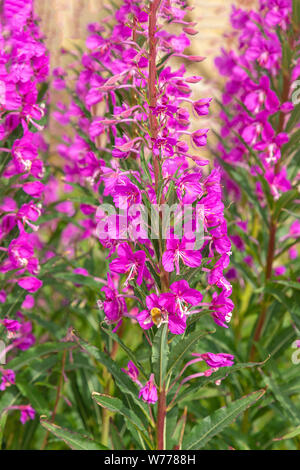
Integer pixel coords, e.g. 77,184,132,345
49,0,270,451
0,0,49,425
213,0,300,446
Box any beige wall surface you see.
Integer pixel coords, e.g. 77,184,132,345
35,0,256,71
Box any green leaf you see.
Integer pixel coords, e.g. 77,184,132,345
51,273,102,291
213,150,268,225
167,329,214,378
92,393,146,433
262,374,300,423
151,324,169,388
6,342,75,372
177,359,269,403
274,425,300,441
274,189,298,220
0,390,18,445
292,0,300,30
63,181,99,205
140,146,152,182
183,389,265,450
282,129,300,156
262,283,294,315
285,103,300,132
16,379,49,416
282,39,293,70
75,336,152,425
40,420,108,450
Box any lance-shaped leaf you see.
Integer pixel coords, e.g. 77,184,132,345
6,342,75,372
274,189,298,220
75,336,152,425
40,420,108,450
262,374,300,424
101,326,147,379
92,393,146,434
183,389,265,450
285,102,300,133
52,273,102,292
274,425,300,442
16,379,48,416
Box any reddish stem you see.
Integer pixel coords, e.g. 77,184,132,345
148,0,169,291
250,67,292,360
148,0,161,191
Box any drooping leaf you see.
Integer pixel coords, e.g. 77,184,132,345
40,420,108,450
92,393,146,433
183,389,265,450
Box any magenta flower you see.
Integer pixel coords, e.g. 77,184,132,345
137,293,168,330
243,76,280,114
0,369,16,391
0,291,7,303
17,276,43,293
168,280,203,317
49,0,236,427
112,179,142,210
176,173,203,204
200,352,235,368
109,243,147,286
137,291,189,335
14,321,36,351
210,292,234,328
22,181,45,198
162,237,202,274
289,221,300,238
121,361,142,387
2,319,22,333
193,98,212,116
20,405,35,425
101,272,127,325
192,129,209,148
274,266,286,276
138,374,158,405
22,295,35,309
